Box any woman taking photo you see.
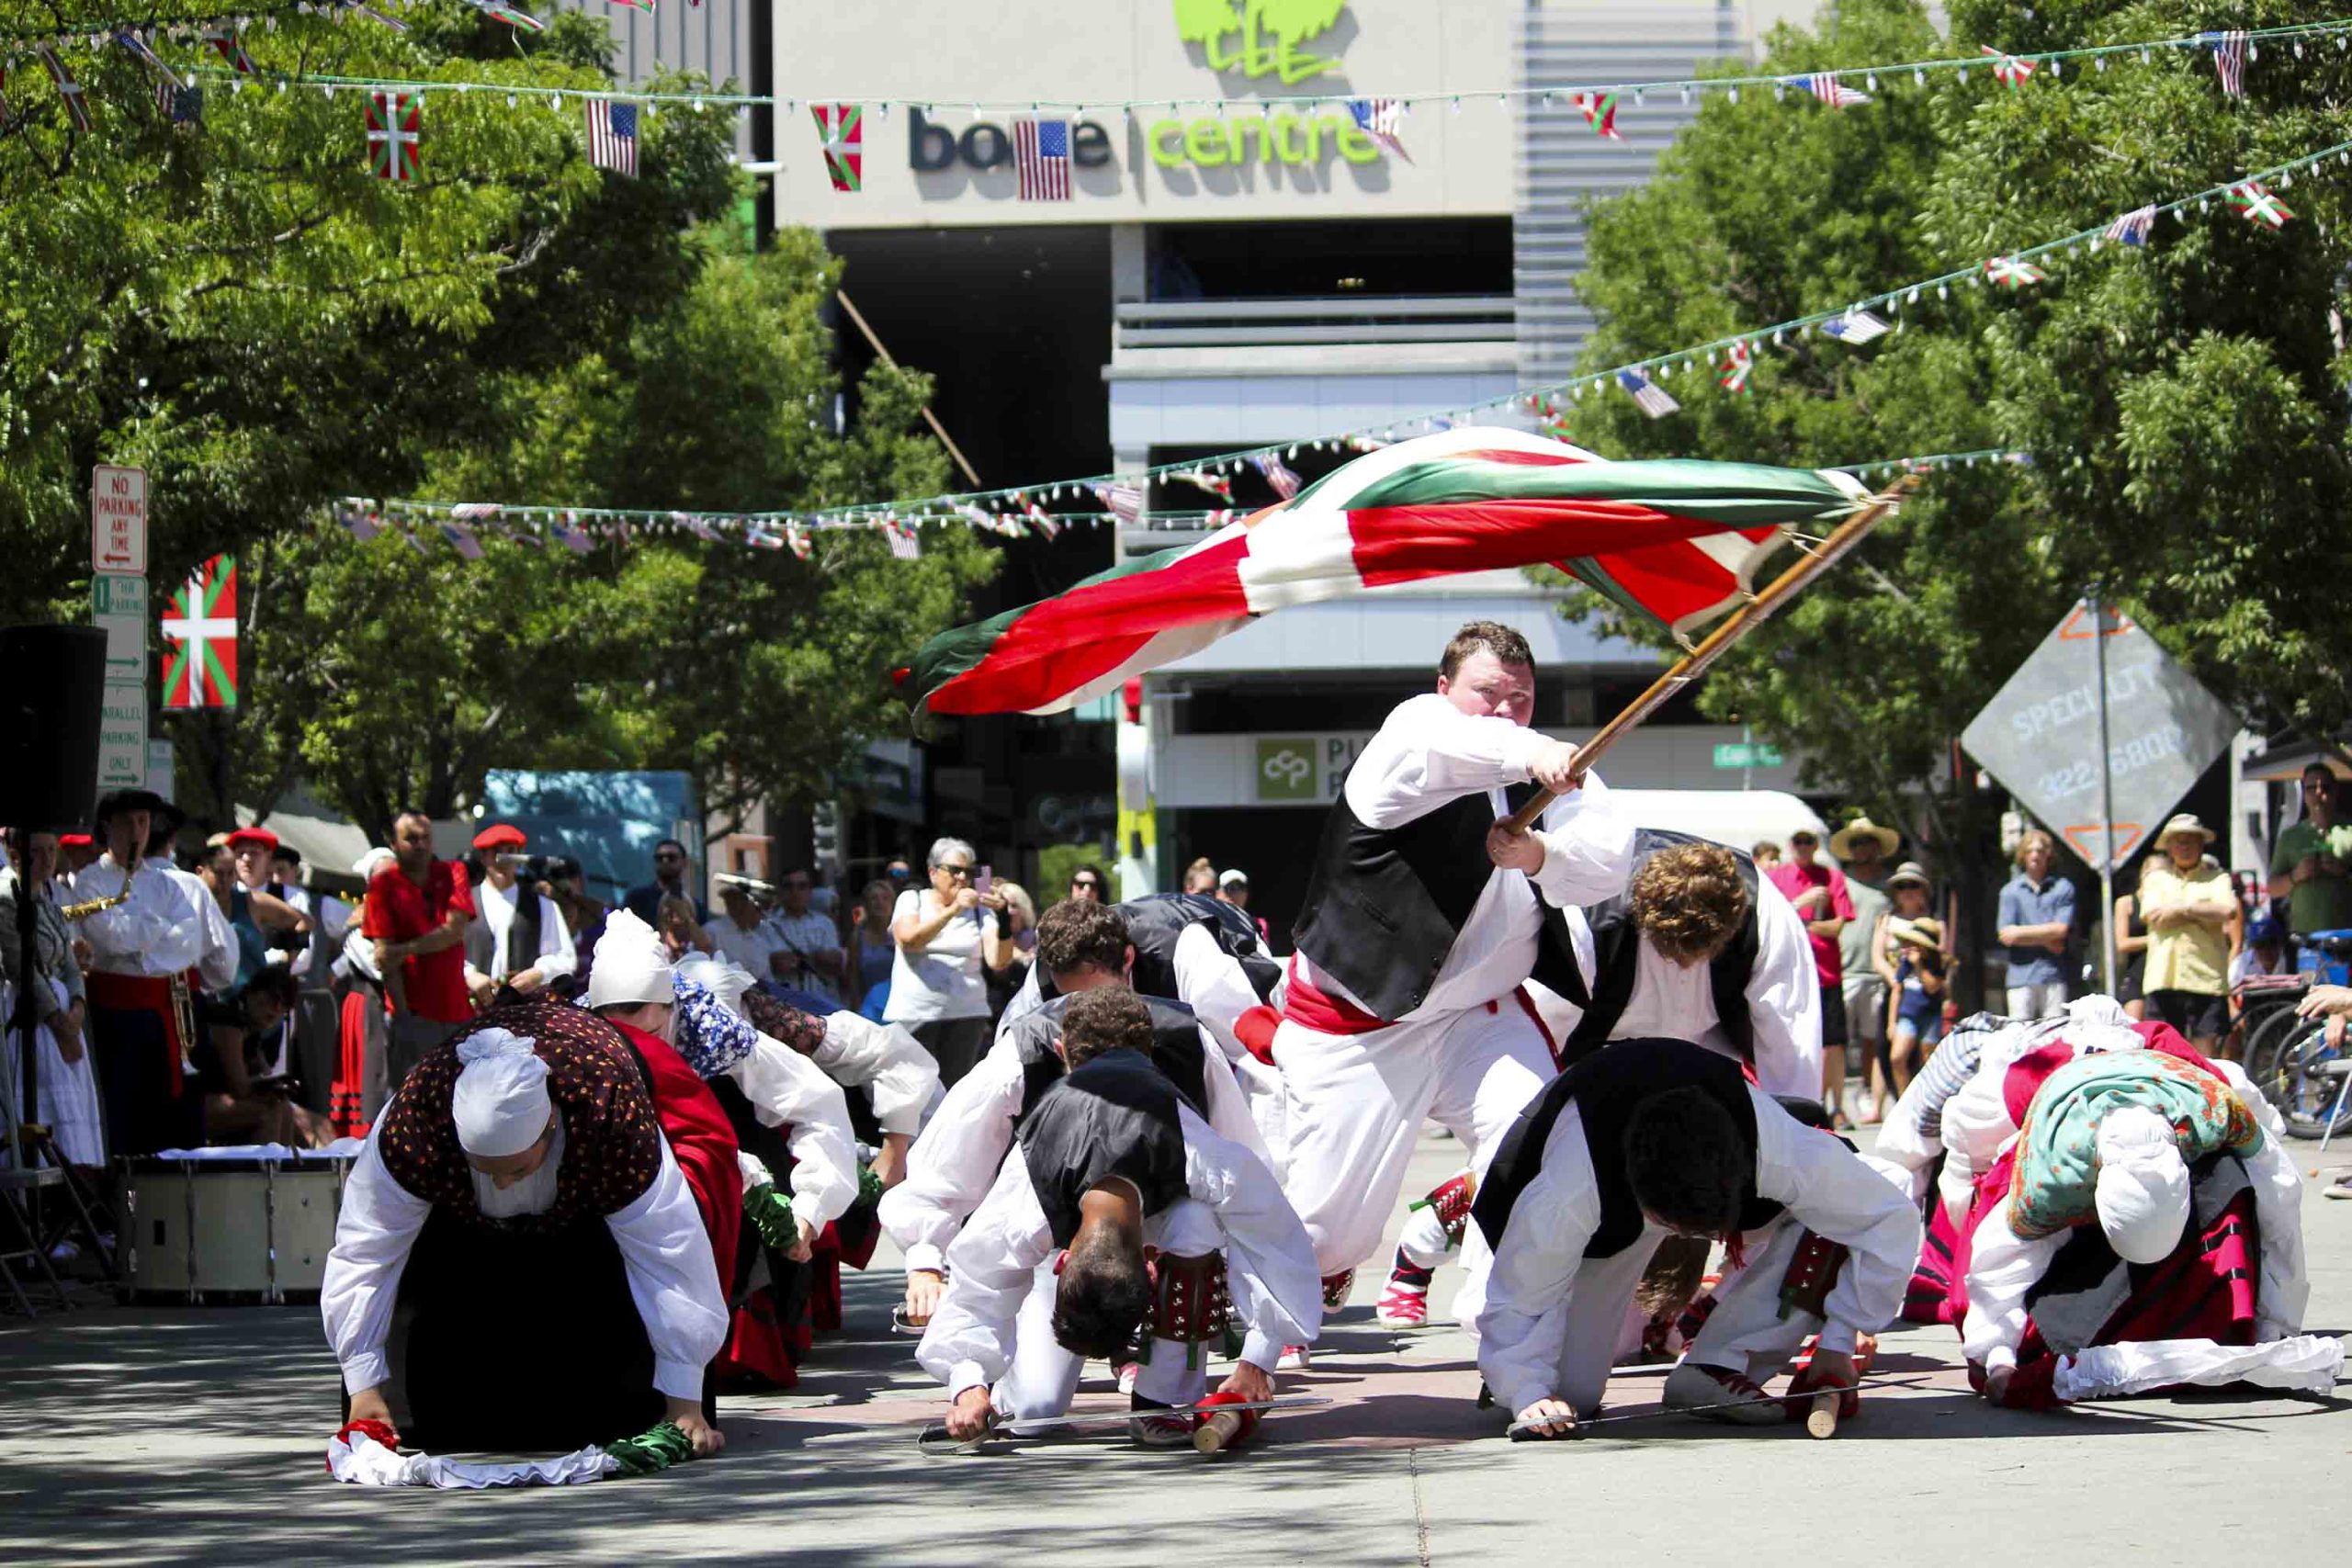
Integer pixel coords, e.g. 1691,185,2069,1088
884,837,1012,1087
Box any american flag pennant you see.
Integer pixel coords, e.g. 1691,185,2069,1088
585,99,639,176
1981,46,2038,87
1984,254,2046,288
1348,98,1411,162
1819,309,1890,345
2229,180,2292,228
1251,452,1300,501
1573,89,1622,141
1719,339,1755,393
1014,118,1072,200
886,520,922,560
1171,468,1233,502
436,521,486,559
464,0,546,31
557,522,595,555
1093,482,1143,525
1618,367,1680,419
38,48,92,134
1021,499,1062,539
114,29,182,88
156,80,203,125
2103,205,2157,246
812,105,863,191
366,91,423,182
339,509,382,543
2206,30,2248,96
204,27,260,74
449,503,502,522
399,525,433,557
672,512,722,542
1793,73,1871,107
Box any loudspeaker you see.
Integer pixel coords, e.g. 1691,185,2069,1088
0,624,110,832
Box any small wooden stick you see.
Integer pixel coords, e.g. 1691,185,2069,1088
1193,1410,1249,1454
1499,475,1918,835
1804,1390,1841,1440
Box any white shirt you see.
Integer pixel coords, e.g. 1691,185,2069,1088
466,877,575,986
708,916,782,983
882,1014,1267,1278
885,890,991,1024
71,853,239,991
320,1112,728,1401
1476,1083,1922,1417
764,908,844,1004
917,1100,1320,1393
1533,873,1824,1100
807,1010,940,1136
1293,693,1636,1023
721,1032,862,1229
1960,1057,2308,1371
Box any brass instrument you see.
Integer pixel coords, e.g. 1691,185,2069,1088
57,886,135,920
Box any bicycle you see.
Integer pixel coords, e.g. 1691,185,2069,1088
2245,930,2352,1139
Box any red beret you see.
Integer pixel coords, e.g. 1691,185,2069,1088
227,827,279,853
58,834,94,849
472,824,528,852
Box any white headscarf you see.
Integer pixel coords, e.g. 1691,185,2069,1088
352,846,396,881
675,951,758,1018
2094,1107,2191,1265
586,908,673,1010
450,1027,552,1158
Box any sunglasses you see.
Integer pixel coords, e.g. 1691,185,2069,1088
938,863,974,876
1071,877,1100,889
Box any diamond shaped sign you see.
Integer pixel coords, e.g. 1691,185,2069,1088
1961,602,2241,871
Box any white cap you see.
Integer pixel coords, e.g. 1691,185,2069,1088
451,1027,552,1158
586,908,673,1010
2093,1107,2191,1265
675,951,757,1017
352,847,396,880
1218,868,1248,888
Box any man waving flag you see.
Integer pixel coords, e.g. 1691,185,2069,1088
896,427,1871,716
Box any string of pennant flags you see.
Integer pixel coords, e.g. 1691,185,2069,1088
4,6,2343,182
325,447,2030,562
768,130,2344,527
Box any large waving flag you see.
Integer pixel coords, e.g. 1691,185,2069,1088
898,427,1869,716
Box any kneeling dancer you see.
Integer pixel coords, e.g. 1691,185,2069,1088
919,987,1320,1447
322,1005,728,1457
1475,1038,1920,1437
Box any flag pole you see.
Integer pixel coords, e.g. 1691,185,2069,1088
1500,473,1919,834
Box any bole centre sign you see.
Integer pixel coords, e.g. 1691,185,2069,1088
911,0,1391,175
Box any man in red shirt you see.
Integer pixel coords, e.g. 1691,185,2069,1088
1765,827,1858,1126
366,810,477,1092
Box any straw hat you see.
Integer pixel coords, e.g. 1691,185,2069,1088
1885,860,1931,891
2156,813,2214,847
1888,915,1945,952
1829,817,1901,860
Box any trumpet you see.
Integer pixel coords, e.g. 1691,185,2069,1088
57,886,134,921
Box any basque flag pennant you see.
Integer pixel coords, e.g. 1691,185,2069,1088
1981,46,2037,87
1719,340,1755,393
163,554,239,710
1573,89,1622,141
2228,180,2292,228
205,27,259,74
1984,254,2046,288
38,48,93,133
812,104,863,191
366,91,423,182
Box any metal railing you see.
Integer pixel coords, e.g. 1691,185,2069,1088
1115,294,1517,350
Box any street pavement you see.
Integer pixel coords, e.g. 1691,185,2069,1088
3,1125,2347,1567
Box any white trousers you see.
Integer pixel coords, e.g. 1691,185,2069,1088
1229,1055,1291,1183
1275,999,1553,1284
2006,982,2066,1021
991,1198,1219,1428
1539,1218,1820,1415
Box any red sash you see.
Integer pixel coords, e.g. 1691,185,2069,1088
85,969,191,1095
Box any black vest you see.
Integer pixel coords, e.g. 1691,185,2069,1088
1016,1049,1191,1247
1291,781,1584,1022
1001,992,1213,1133
1033,892,1275,1008
1552,829,1762,1067
1471,1038,1786,1259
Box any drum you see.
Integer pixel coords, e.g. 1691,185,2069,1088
120,1150,355,1304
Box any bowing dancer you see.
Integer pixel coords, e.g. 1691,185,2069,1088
920,987,1320,1447
321,1007,729,1458
1476,1039,1919,1437
1382,835,1821,1326
882,897,1264,1333
1959,1045,2310,1409
1275,622,1633,1328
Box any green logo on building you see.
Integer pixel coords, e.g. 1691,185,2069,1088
1256,739,1318,801
1176,1,1348,85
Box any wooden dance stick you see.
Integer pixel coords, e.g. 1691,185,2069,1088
1193,1410,1250,1454
1804,1389,1841,1440
1498,475,1918,836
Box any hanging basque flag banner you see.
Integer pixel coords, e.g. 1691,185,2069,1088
367,91,423,182
897,426,1870,716
812,104,863,191
162,553,239,711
